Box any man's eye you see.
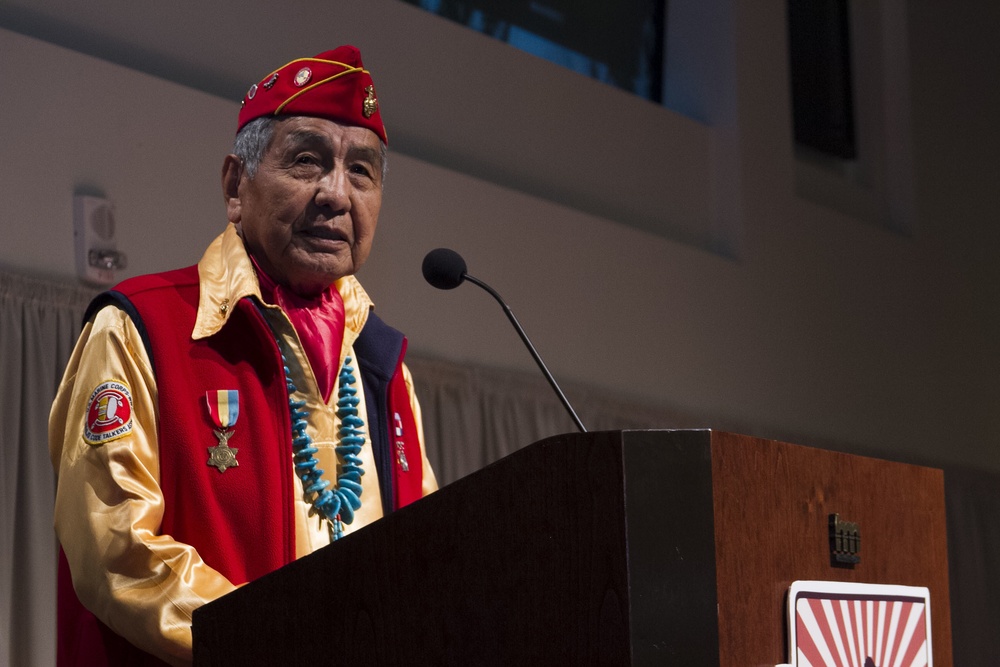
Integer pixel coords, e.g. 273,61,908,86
296,155,318,165
350,164,372,177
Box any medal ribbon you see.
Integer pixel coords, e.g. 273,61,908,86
206,390,240,429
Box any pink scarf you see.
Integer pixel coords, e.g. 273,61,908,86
252,259,345,403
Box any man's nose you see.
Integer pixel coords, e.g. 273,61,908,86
316,168,351,210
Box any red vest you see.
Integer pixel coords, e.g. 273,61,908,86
58,266,424,665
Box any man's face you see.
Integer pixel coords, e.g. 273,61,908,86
227,116,384,295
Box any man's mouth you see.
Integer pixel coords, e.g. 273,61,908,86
300,227,349,245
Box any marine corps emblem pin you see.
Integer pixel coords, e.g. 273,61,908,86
362,85,378,118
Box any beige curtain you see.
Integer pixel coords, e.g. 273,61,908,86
2,269,998,665
407,356,704,486
0,270,95,667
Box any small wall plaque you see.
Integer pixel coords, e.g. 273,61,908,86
830,513,861,565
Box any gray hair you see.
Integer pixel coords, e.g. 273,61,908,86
233,116,388,183
232,117,275,180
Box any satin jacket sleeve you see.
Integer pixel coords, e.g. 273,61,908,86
49,305,236,665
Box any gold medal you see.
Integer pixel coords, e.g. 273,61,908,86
205,390,240,473
207,429,239,472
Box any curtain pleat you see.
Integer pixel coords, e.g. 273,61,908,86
0,270,95,667
407,356,703,485
945,466,1000,666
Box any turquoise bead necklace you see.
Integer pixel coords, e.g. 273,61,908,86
284,353,366,541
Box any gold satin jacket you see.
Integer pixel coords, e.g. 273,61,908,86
49,225,437,665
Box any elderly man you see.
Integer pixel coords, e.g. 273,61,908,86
49,46,437,666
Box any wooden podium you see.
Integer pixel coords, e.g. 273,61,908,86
192,430,952,665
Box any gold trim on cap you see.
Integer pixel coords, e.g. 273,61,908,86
274,67,368,115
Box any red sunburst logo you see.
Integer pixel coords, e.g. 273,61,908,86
789,582,931,667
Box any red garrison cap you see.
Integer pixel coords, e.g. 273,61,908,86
237,45,387,144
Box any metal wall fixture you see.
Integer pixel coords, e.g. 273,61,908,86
73,194,127,286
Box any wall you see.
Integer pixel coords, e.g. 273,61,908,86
1,0,999,474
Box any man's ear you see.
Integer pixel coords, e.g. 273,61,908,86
221,155,244,223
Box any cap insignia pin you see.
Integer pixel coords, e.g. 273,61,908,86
262,73,279,90
294,67,312,87
393,412,409,471
247,84,258,100
362,85,378,119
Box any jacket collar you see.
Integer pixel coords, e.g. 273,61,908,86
192,224,373,345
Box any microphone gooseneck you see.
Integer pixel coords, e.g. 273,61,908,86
422,248,587,433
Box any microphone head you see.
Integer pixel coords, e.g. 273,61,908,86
422,248,467,290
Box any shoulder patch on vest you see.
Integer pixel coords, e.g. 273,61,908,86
84,380,134,446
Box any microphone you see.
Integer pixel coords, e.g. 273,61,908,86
422,248,587,433
421,248,467,290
